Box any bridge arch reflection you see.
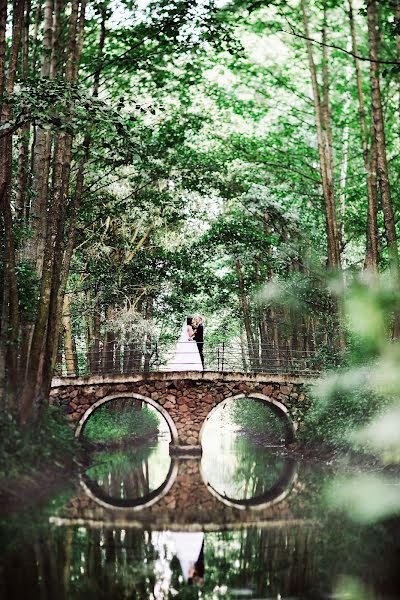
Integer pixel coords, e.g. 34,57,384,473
79,451,298,513
80,457,179,511
201,456,298,510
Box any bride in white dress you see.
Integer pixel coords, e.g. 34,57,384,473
168,316,203,371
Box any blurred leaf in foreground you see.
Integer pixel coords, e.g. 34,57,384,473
351,406,400,462
326,475,400,523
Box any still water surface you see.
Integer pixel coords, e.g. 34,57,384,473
1,431,400,599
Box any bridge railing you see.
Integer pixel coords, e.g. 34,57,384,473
55,341,323,378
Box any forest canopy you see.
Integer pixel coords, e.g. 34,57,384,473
0,0,400,423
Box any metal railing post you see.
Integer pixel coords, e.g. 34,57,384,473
155,341,159,371
221,341,225,372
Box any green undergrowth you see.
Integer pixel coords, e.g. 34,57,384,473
0,406,78,486
83,403,160,443
299,379,388,452
299,277,400,459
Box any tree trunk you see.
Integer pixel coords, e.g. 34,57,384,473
20,0,86,422
15,0,31,222
50,0,62,78
29,0,54,274
338,75,351,273
0,0,26,409
269,306,281,370
239,329,248,371
144,296,154,372
103,307,115,373
255,260,268,368
321,3,340,268
365,135,379,271
31,0,42,74
348,0,379,270
48,1,102,376
395,0,400,137
20,138,66,421
301,0,340,269
62,294,76,376
0,0,7,102
92,312,101,373
234,259,258,368
367,0,399,271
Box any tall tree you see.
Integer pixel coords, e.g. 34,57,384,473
301,0,341,269
0,0,25,407
367,0,399,272
348,0,379,271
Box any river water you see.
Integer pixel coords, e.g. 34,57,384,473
1,429,400,599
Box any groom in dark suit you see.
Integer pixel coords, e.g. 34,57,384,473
193,315,204,368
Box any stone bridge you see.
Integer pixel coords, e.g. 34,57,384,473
50,371,313,447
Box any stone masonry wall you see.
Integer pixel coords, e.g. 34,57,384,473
50,373,312,446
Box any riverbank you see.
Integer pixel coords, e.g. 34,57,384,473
234,428,400,476
0,407,81,515
0,459,79,515
81,430,159,451
286,441,400,476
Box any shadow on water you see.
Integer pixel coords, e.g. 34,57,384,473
1,426,400,599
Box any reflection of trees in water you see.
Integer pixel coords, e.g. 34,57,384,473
203,436,290,502
2,454,399,600
312,514,400,598
1,525,314,599
204,527,317,598
2,518,400,598
85,445,169,501
0,526,157,599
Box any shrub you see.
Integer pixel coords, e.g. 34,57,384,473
0,407,77,482
229,399,287,442
300,374,388,450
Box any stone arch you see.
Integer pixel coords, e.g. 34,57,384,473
199,392,296,445
74,392,179,445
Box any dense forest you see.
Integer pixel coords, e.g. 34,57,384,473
1,0,400,426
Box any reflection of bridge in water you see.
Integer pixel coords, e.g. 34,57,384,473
51,454,308,531
47,446,319,599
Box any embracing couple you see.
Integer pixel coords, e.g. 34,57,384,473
168,315,204,372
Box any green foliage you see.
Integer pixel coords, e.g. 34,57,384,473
301,275,400,453
301,380,386,450
83,403,160,443
229,399,287,442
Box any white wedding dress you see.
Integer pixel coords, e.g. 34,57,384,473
170,531,204,581
168,322,203,371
